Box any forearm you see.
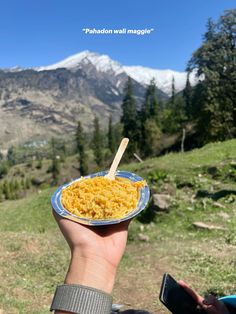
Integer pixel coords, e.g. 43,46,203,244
54,249,117,314
65,249,117,293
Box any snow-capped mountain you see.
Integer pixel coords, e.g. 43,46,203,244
0,50,198,148
4,51,198,95
34,51,197,95
124,66,198,96
0,51,149,148
36,50,124,77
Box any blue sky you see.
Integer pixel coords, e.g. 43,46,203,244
0,0,235,71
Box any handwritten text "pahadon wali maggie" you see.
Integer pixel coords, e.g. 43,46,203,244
82,28,154,35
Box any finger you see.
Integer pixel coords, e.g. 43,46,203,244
203,295,218,306
203,295,230,314
52,210,84,233
52,208,62,223
178,280,204,305
52,210,71,227
52,209,79,226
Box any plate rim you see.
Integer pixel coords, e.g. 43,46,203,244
51,170,150,226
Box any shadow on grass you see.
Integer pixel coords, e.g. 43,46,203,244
195,189,236,201
137,204,156,224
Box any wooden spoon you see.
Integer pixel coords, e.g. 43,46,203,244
105,138,129,180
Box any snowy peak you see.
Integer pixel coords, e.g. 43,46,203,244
36,50,198,95
36,51,124,76
124,66,198,96
36,51,91,71
5,50,198,95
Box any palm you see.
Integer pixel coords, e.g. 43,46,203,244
54,213,129,268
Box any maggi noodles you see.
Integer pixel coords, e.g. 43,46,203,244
61,176,146,219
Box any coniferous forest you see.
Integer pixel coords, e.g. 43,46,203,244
119,9,236,159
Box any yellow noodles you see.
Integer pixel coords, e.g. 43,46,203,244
61,176,146,219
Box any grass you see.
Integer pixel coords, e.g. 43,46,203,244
0,188,55,232
0,139,236,313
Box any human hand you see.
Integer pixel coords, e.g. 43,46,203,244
53,211,130,293
179,280,230,314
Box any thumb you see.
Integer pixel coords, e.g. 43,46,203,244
203,295,230,314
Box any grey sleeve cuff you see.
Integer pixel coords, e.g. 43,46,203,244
50,284,113,314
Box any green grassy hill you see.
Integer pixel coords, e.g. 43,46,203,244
0,139,236,313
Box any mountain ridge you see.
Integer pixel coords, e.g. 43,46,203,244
0,51,197,149
3,50,197,96
0,59,149,149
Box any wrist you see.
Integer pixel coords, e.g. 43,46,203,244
64,249,117,294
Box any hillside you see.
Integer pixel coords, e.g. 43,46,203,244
0,139,236,313
0,50,200,150
0,68,141,149
0,51,170,149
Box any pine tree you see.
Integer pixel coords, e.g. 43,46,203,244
161,95,187,135
142,119,160,157
14,179,20,191
170,76,176,108
93,117,103,167
113,122,123,148
168,76,180,132
26,177,31,189
188,9,236,143
9,179,18,199
173,96,187,130
9,180,15,198
60,141,67,162
51,156,60,184
0,161,8,179
76,121,88,176
141,79,159,123
140,79,160,157
107,115,116,153
204,18,216,41
121,77,139,158
21,177,26,190
183,73,193,118
7,147,16,166
3,180,11,200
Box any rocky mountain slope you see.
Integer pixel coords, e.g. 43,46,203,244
35,51,197,96
0,51,196,149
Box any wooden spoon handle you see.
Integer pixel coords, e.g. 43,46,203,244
106,138,129,180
